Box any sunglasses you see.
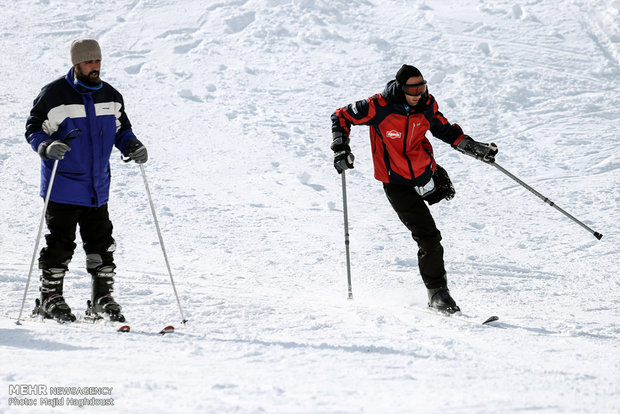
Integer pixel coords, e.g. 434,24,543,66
401,80,427,96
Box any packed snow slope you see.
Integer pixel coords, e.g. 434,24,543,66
1,0,619,413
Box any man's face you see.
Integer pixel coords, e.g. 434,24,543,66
402,75,426,106
74,60,101,83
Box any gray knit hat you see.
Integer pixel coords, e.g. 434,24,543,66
70,39,102,65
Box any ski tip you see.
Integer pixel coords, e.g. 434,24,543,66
482,315,499,325
160,326,175,335
118,325,131,333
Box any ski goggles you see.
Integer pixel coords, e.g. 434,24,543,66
401,80,427,96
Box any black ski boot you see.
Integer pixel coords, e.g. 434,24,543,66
33,268,76,323
427,287,461,314
86,266,125,322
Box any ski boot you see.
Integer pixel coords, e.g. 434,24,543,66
427,287,461,314
85,266,125,322
32,268,76,323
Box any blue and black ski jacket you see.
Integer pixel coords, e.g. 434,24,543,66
26,67,142,207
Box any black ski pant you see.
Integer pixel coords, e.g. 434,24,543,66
39,201,116,274
383,183,447,289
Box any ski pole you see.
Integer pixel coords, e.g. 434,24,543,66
16,129,81,325
491,162,603,240
340,171,353,300
139,164,188,324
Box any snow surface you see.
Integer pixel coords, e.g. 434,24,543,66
1,0,619,413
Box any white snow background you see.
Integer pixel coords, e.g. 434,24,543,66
0,0,619,413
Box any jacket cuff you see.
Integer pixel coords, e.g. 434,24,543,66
37,140,52,160
452,134,467,148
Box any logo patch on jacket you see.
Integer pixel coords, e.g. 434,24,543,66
386,130,402,139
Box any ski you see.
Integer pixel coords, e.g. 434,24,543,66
407,306,500,326
26,298,176,335
25,316,176,335
115,324,175,335
444,311,500,326
23,313,175,336
82,318,175,335
481,315,499,325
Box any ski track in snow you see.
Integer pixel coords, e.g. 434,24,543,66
1,0,619,413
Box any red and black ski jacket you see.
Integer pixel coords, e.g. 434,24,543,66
331,80,466,186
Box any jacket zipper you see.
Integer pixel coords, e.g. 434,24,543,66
85,94,98,206
402,112,415,180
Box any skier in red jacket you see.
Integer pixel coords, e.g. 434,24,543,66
331,64,497,313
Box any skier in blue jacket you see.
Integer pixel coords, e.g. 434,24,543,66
25,38,147,322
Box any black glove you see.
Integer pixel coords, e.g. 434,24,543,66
38,140,71,160
123,145,148,164
455,136,498,163
331,133,355,174
419,165,455,205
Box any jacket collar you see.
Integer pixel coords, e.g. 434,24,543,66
383,79,431,113
65,67,103,95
